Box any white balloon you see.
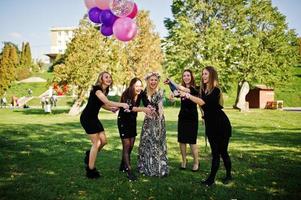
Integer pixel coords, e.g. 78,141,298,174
109,0,134,17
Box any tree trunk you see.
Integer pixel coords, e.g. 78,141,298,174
233,81,242,109
68,90,86,116
233,81,250,111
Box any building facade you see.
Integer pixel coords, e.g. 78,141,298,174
46,27,77,63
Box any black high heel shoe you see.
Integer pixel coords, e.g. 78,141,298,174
191,163,200,172
127,171,137,181
222,175,232,184
86,166,101,179
201,178,215,187
119,162,127,172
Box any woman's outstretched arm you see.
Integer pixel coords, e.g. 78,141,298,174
95,90,129,109
179,91,205,106
164,78,190,93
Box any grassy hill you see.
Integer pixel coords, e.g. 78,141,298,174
3,72,53,99
5,82,49,98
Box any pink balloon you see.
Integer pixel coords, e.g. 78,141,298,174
84,0,97,9
113,17,137,42
127,3,138,19
95,0,110,10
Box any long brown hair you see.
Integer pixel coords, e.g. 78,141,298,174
200,66,224,106
121,77,142,103
181,69,196,88
94,71,113,95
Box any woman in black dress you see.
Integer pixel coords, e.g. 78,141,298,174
165,69,200,171
118,78,151,181
179,66,232,186
80,71,129,179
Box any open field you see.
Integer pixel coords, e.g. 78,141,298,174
0,107,300,199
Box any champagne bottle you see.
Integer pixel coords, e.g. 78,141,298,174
167,79,180,97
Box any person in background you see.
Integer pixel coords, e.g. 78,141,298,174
11,96,18,108
28,88,33,97
41,96,46,109
0,96,7,108
50,95,57,107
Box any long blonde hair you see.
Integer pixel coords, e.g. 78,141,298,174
94,71,113,95
144,72,160,98
200,66,224,106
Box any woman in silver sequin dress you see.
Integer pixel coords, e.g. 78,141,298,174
137,72,169,177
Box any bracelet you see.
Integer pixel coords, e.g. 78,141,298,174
185,93,190,99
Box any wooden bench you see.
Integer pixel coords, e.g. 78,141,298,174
266,100,283,110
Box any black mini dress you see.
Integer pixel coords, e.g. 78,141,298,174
178,86,199,144
201,87,232,139
117,93,147,139
80,86,105,134
118,108,138,139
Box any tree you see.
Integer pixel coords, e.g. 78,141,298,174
0,43,18,95
48,53,66,72
34,59,47,72
164,0,299,107
115,10,163,84
298,37,301,61
9,43,19,68
20,42,32,68
17,42,32,80
20,42,26,66
53,11,163,115
53,16,108,115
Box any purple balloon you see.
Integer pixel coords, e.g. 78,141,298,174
88,7,102,23
100,24,113,36
100,10,118,26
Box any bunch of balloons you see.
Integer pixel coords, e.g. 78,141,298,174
84,0,138,42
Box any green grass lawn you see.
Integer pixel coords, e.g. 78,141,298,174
0,107,300,200
27,96,75,108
